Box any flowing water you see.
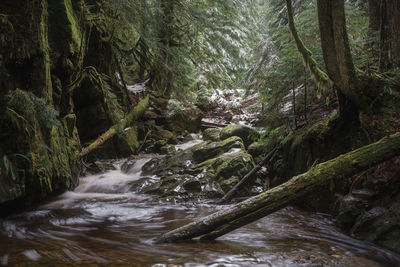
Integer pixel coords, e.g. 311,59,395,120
0,156,399,266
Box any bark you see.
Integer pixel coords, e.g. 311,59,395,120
379,0,400,69
80,95,149,157
155,132,400,243
317,0,362,120
368,0,400,70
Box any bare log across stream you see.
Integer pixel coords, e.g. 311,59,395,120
200,120,228,128
217,148,277,204
80,95,149,157
155,132,400,243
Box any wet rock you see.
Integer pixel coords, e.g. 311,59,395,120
192,136,244,163
335,194,368,230
220,124,260,147
88,160,117,174
212,149,254,182
182,178,202,192
351,201,400,253
183,133,199,142
202,128,221,142
138,137,256,199
128,177,157,192
159,144,177,155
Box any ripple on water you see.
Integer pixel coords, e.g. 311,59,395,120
0,159,399,266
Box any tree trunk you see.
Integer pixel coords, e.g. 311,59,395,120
371,0,400,70
317,0,362,121
80,95,149,157
155,132,400,243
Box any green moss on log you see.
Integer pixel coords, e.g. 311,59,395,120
80,95,149,157
156,132,400,243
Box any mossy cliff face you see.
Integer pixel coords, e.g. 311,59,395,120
0,0,143,208
0,1,85,207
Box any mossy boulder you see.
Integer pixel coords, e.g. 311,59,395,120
152,125,176,142
202,128,221,142
138,137,256,199
160,144,177,155
192,136,244,163
220,124,260,147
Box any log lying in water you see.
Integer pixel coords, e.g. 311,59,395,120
80,95,149,157
155,132,400,243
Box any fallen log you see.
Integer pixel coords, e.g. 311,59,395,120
200,121,228,128
80,95,149,157
155,132,400,243
217,147,277,204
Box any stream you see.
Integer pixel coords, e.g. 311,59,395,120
1,154,399,266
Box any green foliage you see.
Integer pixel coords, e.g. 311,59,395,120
249,0,370,128
3,155,20,181
195,86,212,111
167,99,183,117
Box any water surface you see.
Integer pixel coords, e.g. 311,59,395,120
0,157,399,266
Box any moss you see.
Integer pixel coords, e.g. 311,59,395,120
214,151,255,182
2,89,79,205
48,0,82,54
220,124,260,147
202,128,221,142
192,136,244,163
39,0,53,103
153,125,175,141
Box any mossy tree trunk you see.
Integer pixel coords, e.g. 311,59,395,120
286,0,367,123
156,132,400,243
285,0,333,92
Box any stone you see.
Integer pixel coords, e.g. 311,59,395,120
220,124,260,147
202,128,221,142
351,201,400,253
182,178,202,192
192,136,244,163
159,144,177,155
335,194,368,230
137,136,256,199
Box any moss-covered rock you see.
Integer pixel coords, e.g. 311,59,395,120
160,144,177,155
192,136,244,163
153,125,176,142
138,137,256,199
0,89,81,205
202,128,221,142
220,124,260,147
